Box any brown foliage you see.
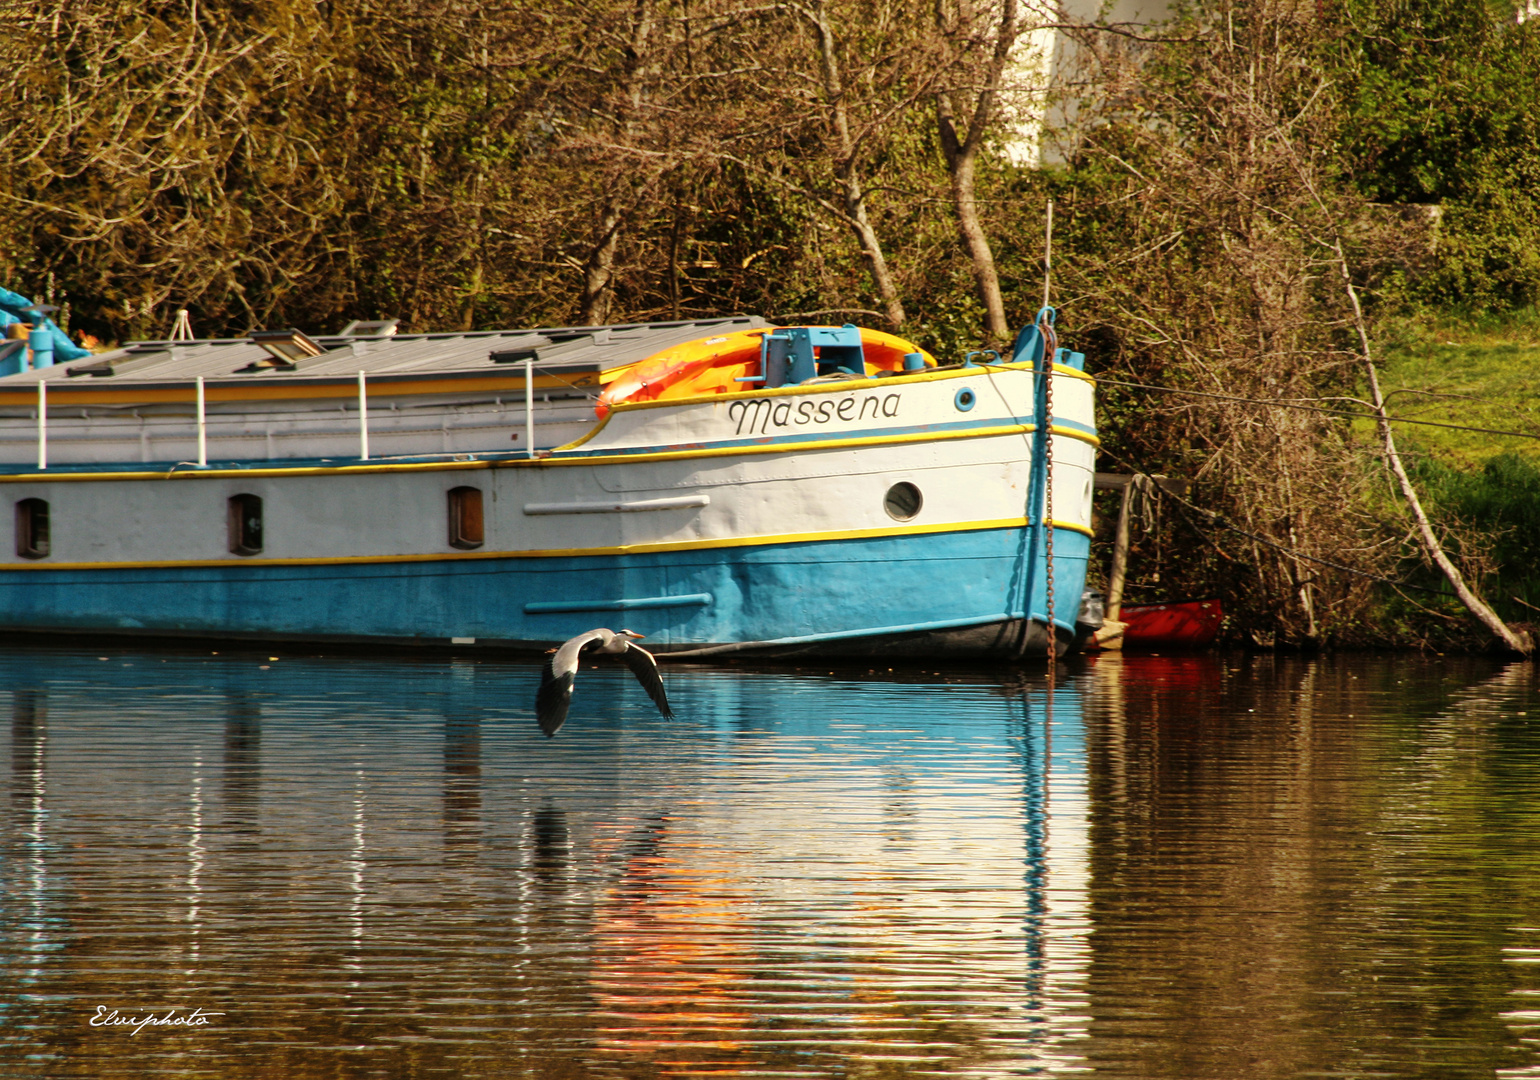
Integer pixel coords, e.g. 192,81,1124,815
0,0,980,341
1058,0,1421,642
1,0,567,337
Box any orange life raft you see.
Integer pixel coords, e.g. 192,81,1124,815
595,326,935,418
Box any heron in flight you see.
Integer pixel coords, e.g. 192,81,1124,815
536,628,674,737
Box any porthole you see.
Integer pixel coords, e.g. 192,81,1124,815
15,498,50,559
448,486,484,550
228,494,263,556
884,482,922,521
954,387,976,411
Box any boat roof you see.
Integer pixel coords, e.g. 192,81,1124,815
3,316,769,390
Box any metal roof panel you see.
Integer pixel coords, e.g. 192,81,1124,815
6,317,769,389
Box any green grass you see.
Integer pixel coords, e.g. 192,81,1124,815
1372,306,1540,467
1367,307,1540,621
1405,452,1540,619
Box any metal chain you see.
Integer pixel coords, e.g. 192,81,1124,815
1042,317,1057,659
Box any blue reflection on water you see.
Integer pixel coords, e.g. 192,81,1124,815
0,647,1095,1078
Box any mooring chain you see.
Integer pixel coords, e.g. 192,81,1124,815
1041,314,1057,660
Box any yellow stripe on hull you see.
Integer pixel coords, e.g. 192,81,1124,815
598,358,1093,417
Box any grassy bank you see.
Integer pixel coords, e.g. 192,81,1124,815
1375,308,1540,466
1371,307,1540,629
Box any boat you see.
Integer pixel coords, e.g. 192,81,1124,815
1081,471,1222,652
0,310,1098,658
1119,599,1223,650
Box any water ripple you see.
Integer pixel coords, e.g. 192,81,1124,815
1,650,1537,1077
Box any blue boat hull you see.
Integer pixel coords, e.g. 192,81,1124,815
0,525,1090,658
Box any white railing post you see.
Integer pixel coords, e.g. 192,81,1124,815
36,380,46,470
357,370,370,460
524,359,535,459
196,376,207,467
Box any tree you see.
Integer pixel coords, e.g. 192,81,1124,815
931,0,1033,344
1328,0,1540,310
709,0,941,330
1059,0,1397,642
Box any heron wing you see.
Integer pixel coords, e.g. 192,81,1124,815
622,642,674,719
535,655,576,737
553,629,609,676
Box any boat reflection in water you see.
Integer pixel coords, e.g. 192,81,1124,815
0,649,1102,1078
580,669,1098,1075
9,650,1536,1078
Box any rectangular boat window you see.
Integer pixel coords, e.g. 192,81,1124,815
448,487,484,550
228,494,263,556
15,498,49,559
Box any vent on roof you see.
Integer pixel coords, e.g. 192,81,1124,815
490,345,542,364
489,328,612,365
338,319,399,338
242,329,326,371
65,348,161,378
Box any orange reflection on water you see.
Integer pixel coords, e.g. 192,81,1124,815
589,822,756,1075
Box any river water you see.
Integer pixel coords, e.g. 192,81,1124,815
2,647,1537,1078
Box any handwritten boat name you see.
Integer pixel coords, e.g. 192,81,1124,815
727,393,901,436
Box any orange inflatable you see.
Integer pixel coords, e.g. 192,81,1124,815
595,326,935,418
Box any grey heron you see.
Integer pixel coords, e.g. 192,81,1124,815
535,628,674,737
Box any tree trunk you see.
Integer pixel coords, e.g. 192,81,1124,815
932,0,1018,344
1335,241,1532,655
936,95,1009,343
580,199,623,326
578,0,656,328
810,0,906,330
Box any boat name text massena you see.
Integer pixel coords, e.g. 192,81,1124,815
0,313,1098,657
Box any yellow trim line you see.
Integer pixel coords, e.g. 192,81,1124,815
0,517,1094,572
0,357,1092,408
603,358,1095,415
0,423,1098,482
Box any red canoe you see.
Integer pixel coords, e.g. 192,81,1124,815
1119,599,1223,650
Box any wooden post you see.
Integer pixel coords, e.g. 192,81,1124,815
1105,476,1138,622
1092,472,1167,651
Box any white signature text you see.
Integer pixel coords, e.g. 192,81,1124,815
89,1005,223,1035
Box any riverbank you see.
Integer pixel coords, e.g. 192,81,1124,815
1086,307,1540,653
1373,308,1540,642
